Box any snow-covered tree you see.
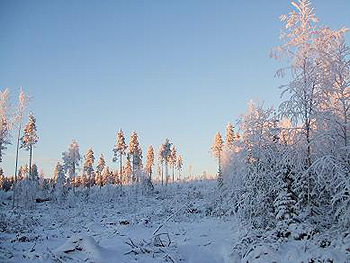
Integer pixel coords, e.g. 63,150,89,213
101,166,110,186
113,129,127,181
123,154,132,184
62,140,81,189
158,146,164,185
211,132,223,187
225,121,235,151
20,113,39,179
96,154,106,173
170,144,177,183
54,162,66,203
161,139,172,186
129,131,142,183
0,88,11,165
145,145,154,180
83,148,95,193
176,154,183,181
13,88,29,208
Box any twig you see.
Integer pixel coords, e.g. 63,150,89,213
153,203,189,236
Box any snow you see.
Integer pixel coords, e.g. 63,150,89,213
1,181,349,262
0,181,238,263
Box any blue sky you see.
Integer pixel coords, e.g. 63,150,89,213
0,0,349,177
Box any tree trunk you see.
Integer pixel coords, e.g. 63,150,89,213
161,162,164,185
29,145,32,180
172,164,174,183
165,161,168,186
12,124,21,208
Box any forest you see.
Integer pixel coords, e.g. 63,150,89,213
0,0,349,262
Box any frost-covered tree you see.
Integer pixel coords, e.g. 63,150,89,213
96,154,106,173
0,89,11,165
20,113,39,179
211,132,223,187
170,144,177,183
83,148,95,193
95,154,106,188
225,121,235,151
176,154,183,181
129,131,142,183
123,154,132,184
158,146,164,185
13,88,29,208
161,139,172,186
54,162,66,203
145,145,154,180
113,129,127,181
31,163,39,184
101,166,110,186
62,140,81,190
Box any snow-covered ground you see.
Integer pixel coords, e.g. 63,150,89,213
1,181,349,263
0,181,239,263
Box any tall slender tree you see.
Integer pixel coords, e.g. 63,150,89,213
176,154,183,181
96,154,105,188
145,145,154,181
211,132,223,187
129,131,142,183
83,148,95,194
170,144,177,183
20,113,39,180
62,140,81,191
113,129,127,182
161,139,172,186
225,121,235,150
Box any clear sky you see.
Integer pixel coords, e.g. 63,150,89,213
0,0,349,177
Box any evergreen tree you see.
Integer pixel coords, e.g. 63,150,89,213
96,154,105,188
123,154,132,184
20,113,39,179
101,166,110,186
113,129,127,182
161,139,172,186
211,132,223,187
176,154,183,181
62,140,81,189
145,145,154,180
158,146,164,185
225,121,235,150
83,148,95,194
129,131,142,183
0,88,12,165
54,162,66,203
170,144,177,183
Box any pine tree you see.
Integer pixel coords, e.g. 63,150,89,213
161,139,172,186
145,145,154,180
211,132,223,187
176,154,183,181
20,113,39,179
113,129,127,183
83,148,95,194
31,163,39,183
96,154,105,188
129,131,142,183
123,154,132,184
62,140,81,190
170,144,177,183
0,88,12,165
54,162,66,203
225,121,235,150
101,166,110,186
13,88,29,208
158,146,164,185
